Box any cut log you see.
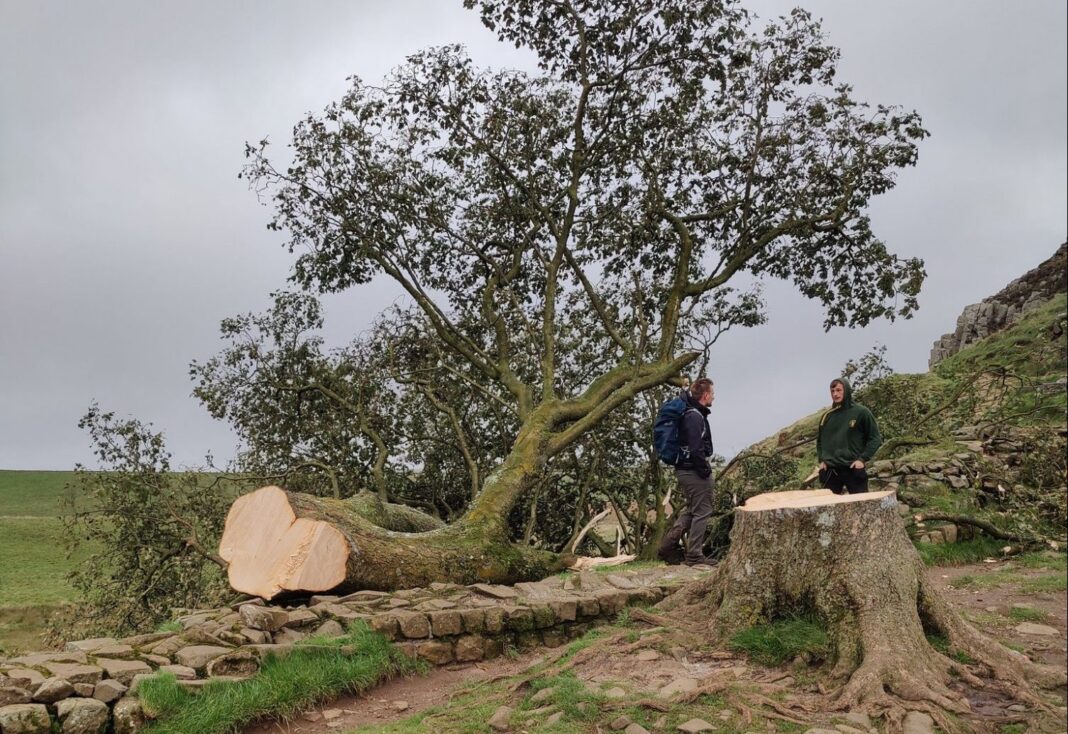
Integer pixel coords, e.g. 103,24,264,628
218,485,565,599
662,489,1065,728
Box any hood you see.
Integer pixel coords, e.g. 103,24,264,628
833,377,854,408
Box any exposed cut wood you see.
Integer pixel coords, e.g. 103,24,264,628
219,486,348,599
568,554,637,571
740,488,894,511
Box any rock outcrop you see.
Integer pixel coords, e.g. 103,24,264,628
929,242,1067,367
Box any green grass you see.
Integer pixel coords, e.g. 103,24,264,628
728,616,830,667
926,633,976,664
949,571,1016,590
0,516,95,607
140,622,421,734
1007,606,1048,622
0,470,79,517
1016,551,1067,572
916,536,1006,566
1020,573,1067,594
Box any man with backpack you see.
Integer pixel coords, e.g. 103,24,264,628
655,377,717,566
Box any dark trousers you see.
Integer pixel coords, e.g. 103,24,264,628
658,469,714,562
820,465,869,495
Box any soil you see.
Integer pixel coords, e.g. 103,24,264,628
241,559,1067,733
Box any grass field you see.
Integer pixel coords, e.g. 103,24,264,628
0,470,92,652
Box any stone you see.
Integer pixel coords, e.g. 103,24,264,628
158,664,196,680
606,574,639,589
239,604,289,632
542,629,567,647
417,640,454,665
504,605,535,632
624,724,651,734
803,730,839,734
5,670,45,688
112,697,146,734
940,524,958,544
72,684,95,697
678,719,716,732
658,677,699,698
395,612,431,639
530,686,555,704
315,619,346,638
903,711,935,734
429,610,463,636
488,705,513,731
206,650,261,678
470,583,518,600
282,608,320,628
1015,622,1058,636
391,700,409,711
273,628,307,645
834,726,867,734
55,697,109,734
841,713,871,729
32,677,74,703
322,708,342,719
0,684,32,706
604,686,627,698
95,658,152,685
610,714,633,730
455,635,485,662
546,711,564,725
547,597,578,623
92,679,128,704
483,607,505,633
338,590,389,604
140,654,170,667
239,627,270,644
91,644,135,659
175,645,231,672
460,608,486,633
42,663,102,686
636,649,659,661
0,703,51,733
64,638,117,653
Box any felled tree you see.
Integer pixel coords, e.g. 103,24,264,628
224,0,926,594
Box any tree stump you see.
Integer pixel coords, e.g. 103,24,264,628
663,489,1065,728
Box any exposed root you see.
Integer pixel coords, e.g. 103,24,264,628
627,608,674,627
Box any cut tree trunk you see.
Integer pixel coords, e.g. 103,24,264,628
662,489,1065,730
219,485,565,599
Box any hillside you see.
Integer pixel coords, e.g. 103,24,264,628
727,250,1067,551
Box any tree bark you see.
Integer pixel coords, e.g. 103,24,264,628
662,489,1065,729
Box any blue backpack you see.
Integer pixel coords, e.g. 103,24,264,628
653,396,695,466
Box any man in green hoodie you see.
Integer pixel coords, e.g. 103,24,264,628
816,378,882,494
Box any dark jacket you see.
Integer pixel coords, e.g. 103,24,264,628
677,390,714,478
817,378,882,468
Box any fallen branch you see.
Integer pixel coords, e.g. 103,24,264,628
914,512,1036,543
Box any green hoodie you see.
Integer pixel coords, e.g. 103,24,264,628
816,378,882,467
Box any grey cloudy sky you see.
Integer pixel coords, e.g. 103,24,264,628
1,1,1065,470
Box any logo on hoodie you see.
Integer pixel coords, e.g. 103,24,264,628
849,419,857,428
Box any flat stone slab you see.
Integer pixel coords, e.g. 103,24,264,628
469,584,518,600
1015,622,1059,636
175,645,231,671
95,658,152,685
41,664,102,686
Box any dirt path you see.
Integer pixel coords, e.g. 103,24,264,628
242,559,1067,733
243,651,546,734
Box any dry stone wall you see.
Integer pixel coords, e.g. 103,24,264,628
0,565,706,733
929,242,1067,368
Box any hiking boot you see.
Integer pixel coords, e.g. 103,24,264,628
684,556,718,567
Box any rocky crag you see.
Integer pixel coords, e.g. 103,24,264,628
929,242,1067,367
